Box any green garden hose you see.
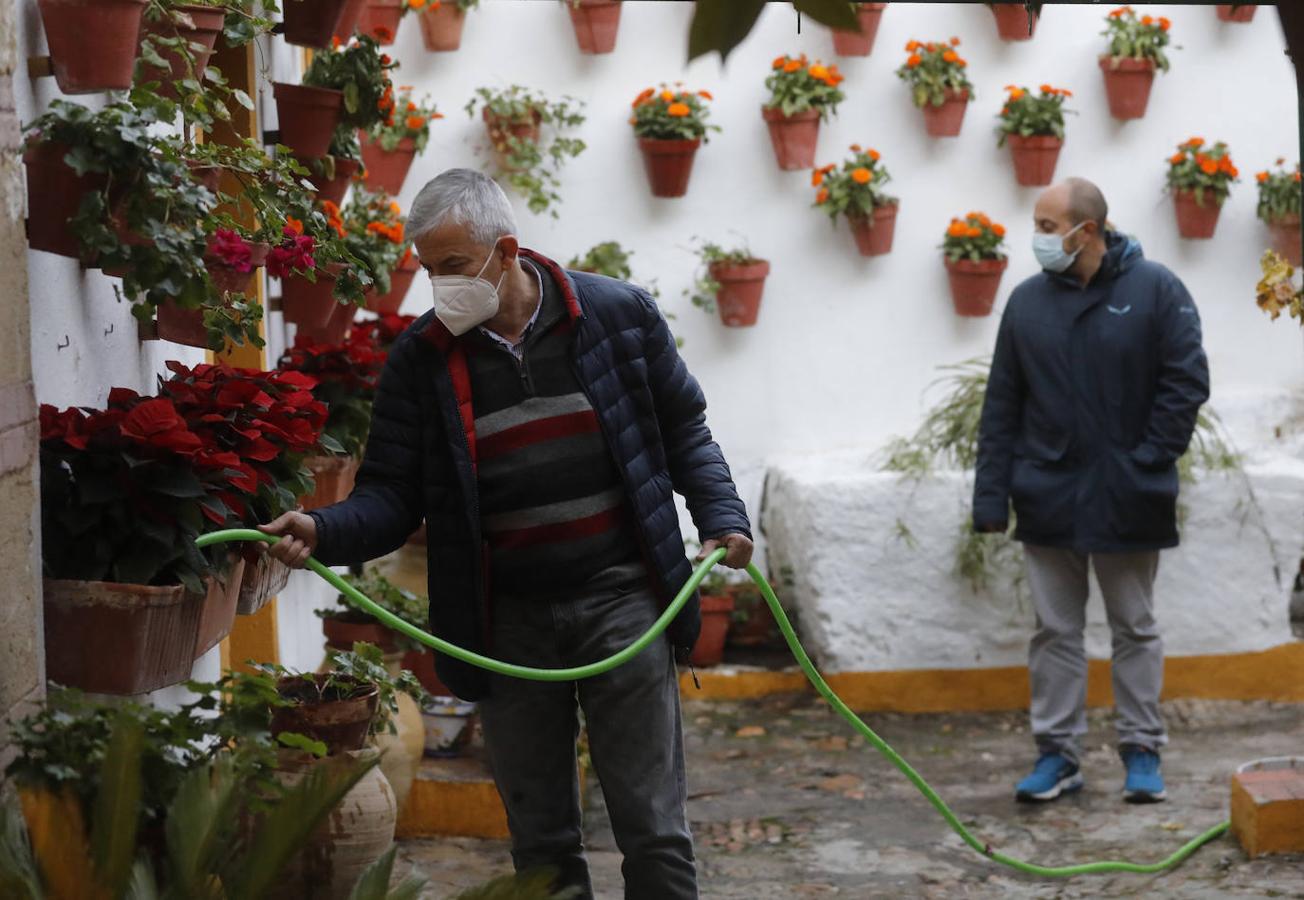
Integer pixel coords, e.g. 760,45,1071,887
196,528,1231,877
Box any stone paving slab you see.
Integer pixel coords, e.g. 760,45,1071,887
398,696,1304,898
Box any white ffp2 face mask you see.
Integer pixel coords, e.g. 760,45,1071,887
430,242,507,335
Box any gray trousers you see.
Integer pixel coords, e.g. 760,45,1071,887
1024,545,1167,765
478,578,697,900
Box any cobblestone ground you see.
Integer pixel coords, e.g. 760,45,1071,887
398,696,1304,899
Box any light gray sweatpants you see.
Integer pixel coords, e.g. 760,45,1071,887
1024,544,1167,765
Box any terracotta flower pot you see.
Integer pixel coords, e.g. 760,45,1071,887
568,0,621,54
726,594,777,648
43,577,205,695
1099,56,1156,120
297,299,357,345
637,137,701,198
709,259,770,327
359,132,417,195
273,82,345,158
945,256,1009,317
38,0,149,94
689,593,734,668
208,239,269,295
830,2,886,56
366,256,420,314
483,107,541,172
281,0,351,47
1268,213,1302,267
271,749,396,897
847,202,899,257
157,241,269,348
281,263,346,328
270,676,380,755
419,1,466,51
137,3,226,100
762,107,821,171
990,2,1038,40
237,552,291,616
361,0,403,43
1173,189,1223,239
402,648,453,697
195,556,246,659
1216,5,1256,22
1007,134,1063,187
333,0,369,40
23,141,106,259
300,455,360,511
323,615,400,653
300,156,362,206
920,89,969,137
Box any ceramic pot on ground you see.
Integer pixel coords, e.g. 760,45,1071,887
689,593,734,667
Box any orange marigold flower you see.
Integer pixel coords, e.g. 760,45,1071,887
966,226,982,238
1040,83,1053,94
783,60,802,73
1228,165,1239,179
407,102,418,112
1060,88,1073,98
1009,87,1025,101
661,90,675,102
698,90,713,100
924,42,935,52
950,36,960,46
977,213,991,226
816,188,830,204
811,170,824,187
666,102,691,117
406,115,426,130
1294,171,1301,182
942,50,958,63
1140,14,1152,25
321,199,340,215
905,40,919,52
956,58,967,67
1257,171,1270,182
809,64,829,80
408,0,424,7
906,54,922,67
1186,137,1204,148
1170,152,1186,164
850,167,872,184
773,55,786,69
1199,158,1219,175
992,223,1006,237
633,87,655,107
867,148,880,161
947,221,967,237
285,216,303,235
1158,16,1171,30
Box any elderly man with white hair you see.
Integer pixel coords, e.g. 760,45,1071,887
260,168,752,899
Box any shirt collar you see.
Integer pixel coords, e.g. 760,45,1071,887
477,260,544,353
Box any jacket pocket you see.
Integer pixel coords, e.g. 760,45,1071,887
1108,448,1179,541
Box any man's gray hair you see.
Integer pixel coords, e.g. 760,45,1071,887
1065,176,1108,230
406,168,518,246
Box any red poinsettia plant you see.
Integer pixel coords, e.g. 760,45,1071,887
349,314,417,353
277,334,387,459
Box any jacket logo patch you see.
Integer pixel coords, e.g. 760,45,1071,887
1106,304,1133,316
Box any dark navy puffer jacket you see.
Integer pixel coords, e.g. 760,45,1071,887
973,232,1210,552
308,249,752,700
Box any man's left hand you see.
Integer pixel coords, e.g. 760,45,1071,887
698,533,754,570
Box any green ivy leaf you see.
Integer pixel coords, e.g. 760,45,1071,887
688,0,767,63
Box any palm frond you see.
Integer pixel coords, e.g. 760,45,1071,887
161,753,242,900
347,845,426,900
90,712,145,896
447,867,582,900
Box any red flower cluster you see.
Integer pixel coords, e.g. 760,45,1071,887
208,228,254,273
277,331,390,458
349,314,417,353
268,225,316,279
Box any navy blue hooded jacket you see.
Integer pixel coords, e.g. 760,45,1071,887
973,232,1210,552
308,249,752,700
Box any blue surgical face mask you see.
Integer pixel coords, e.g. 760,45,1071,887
1032,221,1086,273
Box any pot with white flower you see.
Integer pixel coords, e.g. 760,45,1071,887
630,84,720,198
360,88,441,195
987,1,1041,40
762,54,845,171
997,84,1073,187
942,212,1009,317
896,37,972,137
412,0,478,51
1166,138,1238,239
1099,6,1173,120
686,238,771,328
830,2,886,56
567,0,622,54
1256,160,1302,267
812,144,899,257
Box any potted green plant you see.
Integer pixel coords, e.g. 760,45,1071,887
630,83,719,198
1167,137,1239,239
830,2,887,56
1256,160,1302,267
1099,6,1173,120
762,53,846,171
281,0,352,46
567,241,674,340
412,0,479,51
941,212,1009,317
688,563,733,668
361,87,441,194
464,85,587,217
997,83,1073,187
686,237,771,328
275,34,396,159
317,569,429,653
36,0,150,94
1216,4,1256,23
135,0,230,101
341,189,418,314
988,1,1041,41
895,37,972,137
298,129,364,206
567,0,621,54
273,196,374,330
812,144,899,257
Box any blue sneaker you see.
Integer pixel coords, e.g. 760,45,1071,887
1015,752,1084,803
1121,747,1166,803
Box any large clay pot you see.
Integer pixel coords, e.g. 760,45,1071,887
945,256,1009,317
762,107,820,171
1268,213,1302,267
991,2,1038,40
637,138,701,198
920,89,969,137
270,675,380,755
418,1,466,51
1216,5,1256,22
372,653,425,814
38,0,149,94
568,0,621,54
23,141,106,259
272,749,397,900
137,3,225,99
1099,56,1156,120
361,0,403,43
323,615,400,653
237,552,291,616
43,578,204,695
689,594,734,667
195,556,246,659
333,0,369,40
830,2,886,56
296,299,357,345
280,263,346,328
1173,189,1223,239
301,156,362,206
1007,134,1063,187
359,132,417,195
366,255,420,314
273,82,345,158
300,455,360,512
709,259,770,327
282,0,351,47
847,202,899,257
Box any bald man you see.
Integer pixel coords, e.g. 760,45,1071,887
973,178,1209,804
